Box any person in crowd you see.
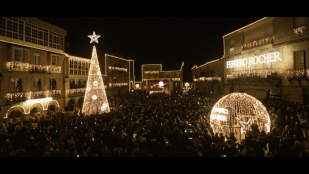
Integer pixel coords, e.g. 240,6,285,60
0,93,306,157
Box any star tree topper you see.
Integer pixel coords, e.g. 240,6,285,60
88,31,101,43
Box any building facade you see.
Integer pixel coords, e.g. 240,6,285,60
0,17,135,123
140,62,184,95
0,17,67,123
192,17,309,103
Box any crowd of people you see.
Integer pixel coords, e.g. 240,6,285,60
0,92,308,157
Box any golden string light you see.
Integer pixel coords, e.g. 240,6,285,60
210,93,270,141
7,62,61,73
82,34,110,115
193,77,221,82
108,66,127,72
227,69,280,79
241,36,274,50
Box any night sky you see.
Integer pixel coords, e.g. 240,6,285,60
36,17,263,82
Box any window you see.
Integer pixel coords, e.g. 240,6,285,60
294,17,306,28
70,80,75,89
144,68,148,71
13,48,28,62
51,55,58,65
34,55,40,65
50,78,57,90
34,78,42,91
11,78,22,92
78,61,81,75
294,50,305,70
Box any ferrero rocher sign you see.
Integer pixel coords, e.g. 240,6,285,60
226,52,282,68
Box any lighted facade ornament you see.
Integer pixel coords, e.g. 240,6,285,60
91,95,97,100
230,47,235,54
82,34,110,115
159,81,164,87
101,103,108,111
88,31,101,43
241,36,274,50
210,93,271,142
226,52,281,68
93,81,98,86
136,84,140,88
227,69,280,80
294,26,305,36
185,82,190,87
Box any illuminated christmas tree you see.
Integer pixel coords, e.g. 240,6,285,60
82,32,110,115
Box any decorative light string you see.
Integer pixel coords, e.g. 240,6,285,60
241,36,274,50
193,77,221,82
294,26,305,36
227,69,280,80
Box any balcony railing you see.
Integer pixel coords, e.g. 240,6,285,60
48,90,61,97
66,88,85,96
144,71,159,74
5,92,29,102
172,78,180,81
7,62,61,73
287,69,309,80
108,66,127,72
193,77,221,82
109,83,128,87
227,69,280,80
241,36,274,50
5,90,62,102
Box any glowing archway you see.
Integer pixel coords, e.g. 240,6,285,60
210,93,270,141
6,105,25,118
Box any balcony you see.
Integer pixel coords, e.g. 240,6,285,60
287,69,309,83
108,66,127,72
7,62,61,73
227,69,281,85
48,90,61,97
4,90,61,102
172,78,180,81
5,92,29,102
193,77,221,83
66,88,85,96
109,83,128,88
241,36,274,50
144,71,159,74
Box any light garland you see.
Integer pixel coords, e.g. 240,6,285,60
69,56,91,63
48,90,61,97
193,77,221,82
146,70,160,74
294,26,305,36
241,36,274,50
5,92,29,102
7,62,61,73
108,66,127,72
287,69,307,79
149,91,167,94
210,92,271,142
109,83,128,87
66,88,85,96
82,33,110,116
227,69,280,80
172,78,180,81
26,97,53,104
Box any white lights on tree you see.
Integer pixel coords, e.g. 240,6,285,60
82,32,110,116
93,81,98,86
159,81,164,87
88,31,101,43
210,92,270,142
91,95,97,100
101,103,108,111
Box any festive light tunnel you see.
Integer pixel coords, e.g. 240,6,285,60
210,92,270,141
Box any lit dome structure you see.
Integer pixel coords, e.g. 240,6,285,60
210,93,270,141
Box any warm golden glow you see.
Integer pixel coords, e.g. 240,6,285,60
82,45,110,115
210,93,270,141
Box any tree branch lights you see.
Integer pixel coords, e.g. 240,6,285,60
210,93,270,141
82,45,110,116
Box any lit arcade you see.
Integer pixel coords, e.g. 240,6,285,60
210,93,271,142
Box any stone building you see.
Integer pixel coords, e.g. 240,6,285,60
192,17,309,103
140,62,184,95
0,17,135,123
0,17,67,123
